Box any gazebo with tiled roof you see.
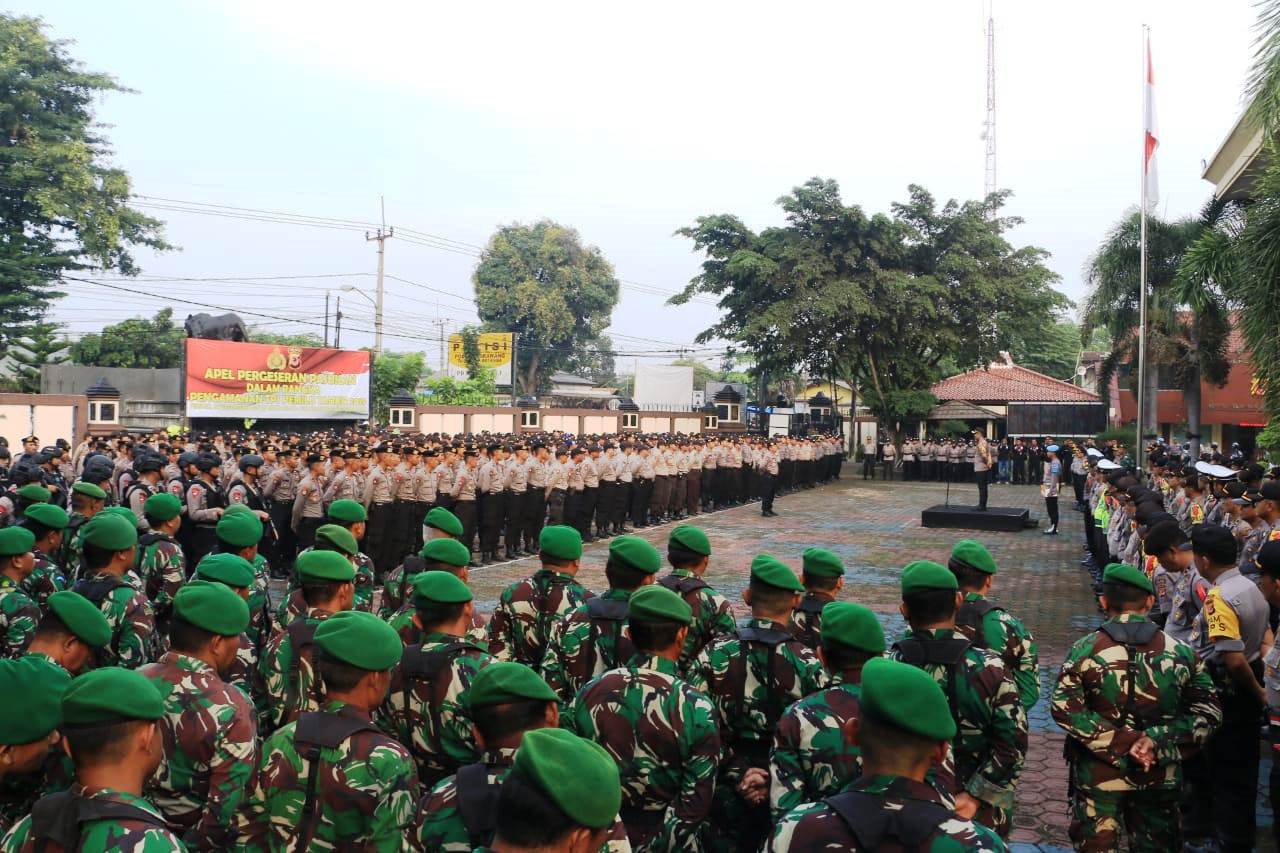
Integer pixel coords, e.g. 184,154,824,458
927,352,1104,437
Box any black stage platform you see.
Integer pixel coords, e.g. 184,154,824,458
921,504,1030,532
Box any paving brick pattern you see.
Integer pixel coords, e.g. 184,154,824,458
447,476,1273,851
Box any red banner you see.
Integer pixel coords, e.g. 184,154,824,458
185,339,370,419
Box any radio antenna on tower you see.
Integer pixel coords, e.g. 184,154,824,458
982,4,997,202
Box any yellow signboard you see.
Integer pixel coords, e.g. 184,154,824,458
446,333,514,385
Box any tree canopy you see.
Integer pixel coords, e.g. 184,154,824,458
68,308,183,368
673,178,1068,435
0,15,169,359
370,351,426,423
419,372,497,407
473,220,619,394
249,329,325,348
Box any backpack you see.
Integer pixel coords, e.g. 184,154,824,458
824,789,952,851
29,789,168,852
290,711,382,851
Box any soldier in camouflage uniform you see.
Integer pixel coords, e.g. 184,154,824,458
384,538,488,646
890,560,1027,838
380,571,493,789
215,505,274,662
687,555,828,852
22,590,110,676
542,536,661,707
0,529,39,659
948,539,1041,711
16,504,68,612
1051,563,1221,853
569,584,721,852
656,525,735,673
769,658,1006,853
379,506,465,619
789,547,845,650
70,513,155,669
487,525,594,668
275,523,373,624
136,493,186,651
192,553,266,707
319,499,377,605
237,611,419,851
0,657,70,839
1,667,184,853
58,482,107,582
770,601,885,821
139,582,258,851
258,550,354,732
416,660,630,851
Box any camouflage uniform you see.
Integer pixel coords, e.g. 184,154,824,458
237,699,419,851
274,554,374,626
770,670,863,822
956,591,1041,710
541,588,637,706
768,774,1007,852
72,572,155,669
486,569,594,668
19,550,65,613
138,651,258,851
384,602,488,647
0,577,37,659
567,653,720,851
890,627,1027,836
378,631,493,788
789,592,836,650
258,607,332,731
657,569,736,673
1051,613,1222,852
0,785,184,852
137,533,186,651
415,746,634,852
0,743,73,841
686,617,828,852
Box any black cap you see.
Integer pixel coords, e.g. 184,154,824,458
1257,540,1280,576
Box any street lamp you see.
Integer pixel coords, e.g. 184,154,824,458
341,284,380,354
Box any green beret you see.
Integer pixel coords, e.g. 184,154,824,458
0,657,70,744
314,611,402,671
820,601,885,653
1103,562,1154,595
142,493,182,522
539,525,583,561
16,484,50,503
420,538,471,568
81,513,138,552
413,570,473,605
101,506,143,529
71,482,108,500
174,581,249,637
860,657,956,741
668,525,711,556
216,513,262,548
950,539,997,575
222,503,255,518
609,536,661,575
23,502,68,530
802,547,845,579
296,549,355,582
901,560,958,595
512,728,621,829
62,667,167,726
195,552,255,589
0,526,35,557
46,591,111,648
327,499,367,524
425,507,464,537
629,585,692,625
750,554,804,592
468,661,558,707
315,524,359,557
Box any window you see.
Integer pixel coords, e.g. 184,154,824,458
703,415,718,430
520,410,540,427
716,404,740,421
89,401,117,423
622,413,638,429
389,408,413,427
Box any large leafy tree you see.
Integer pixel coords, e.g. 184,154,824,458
9,318,67,392
473,220,620,394
673,178,1066,443
370,350,426,423
69,308,183,368
0,16,169,357
249,329,324,347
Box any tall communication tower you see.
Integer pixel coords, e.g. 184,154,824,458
982,8,997,199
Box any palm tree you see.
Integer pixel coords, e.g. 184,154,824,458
1082,205,1232,458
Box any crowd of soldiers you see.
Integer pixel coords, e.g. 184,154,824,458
0,423,1271,851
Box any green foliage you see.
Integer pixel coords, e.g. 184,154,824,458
473,220,620,394
9,318,67,392
68,308,183,368
674,178,1066,431
419,371,497,406
1095,425,1137,449
250,329,325,348
1257,420,1280,456
938,419,970,437
0,16,169,358
671,357,752,392
370,351,425,423
1011,320,1083,381
459,326,484,380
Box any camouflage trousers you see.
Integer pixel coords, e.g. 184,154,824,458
1068,788,1180,853
974,802,1011,839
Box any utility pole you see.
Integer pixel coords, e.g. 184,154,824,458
334,296,343,348
983,6,997,202
324,291,330,347
364,196,393,356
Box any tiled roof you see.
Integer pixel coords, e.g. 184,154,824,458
931,363,1099,403
927,400,1004,420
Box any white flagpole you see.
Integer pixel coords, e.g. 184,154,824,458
1136,26,1150,471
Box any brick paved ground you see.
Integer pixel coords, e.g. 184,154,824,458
447,475,1274,851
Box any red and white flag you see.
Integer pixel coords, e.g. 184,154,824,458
1143,34,1159,208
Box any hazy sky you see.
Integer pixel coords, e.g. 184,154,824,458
27,0,1259,372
